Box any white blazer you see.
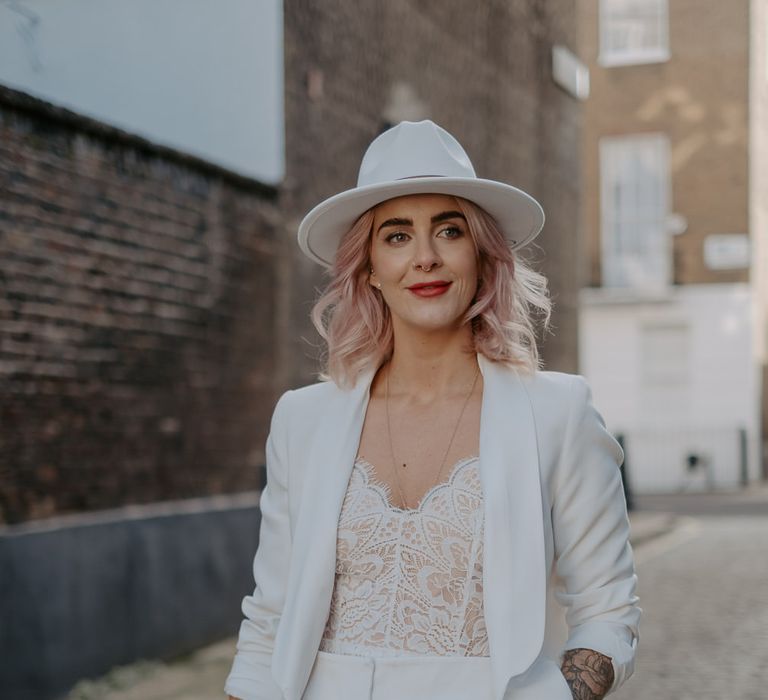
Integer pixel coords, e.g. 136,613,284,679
225,354,640,700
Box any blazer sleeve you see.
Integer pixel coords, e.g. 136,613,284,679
224,389,294,700
551,374,641,695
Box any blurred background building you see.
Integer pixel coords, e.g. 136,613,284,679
576,0,766,494
0,1,586,698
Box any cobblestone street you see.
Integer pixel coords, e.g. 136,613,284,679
620,514,768,699
66,638,237,700
619,486,768,699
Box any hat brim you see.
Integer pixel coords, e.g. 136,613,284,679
297,177,545,268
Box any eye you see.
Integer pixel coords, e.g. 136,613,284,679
439,225,464,239
384,231,410,244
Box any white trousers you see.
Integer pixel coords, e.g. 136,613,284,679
302,650,575,700
302,650,495,700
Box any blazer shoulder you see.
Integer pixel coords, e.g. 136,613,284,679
274,377,348,424
519,368,584,398
287,377,337,402
275,381,339,414
515,370,598,432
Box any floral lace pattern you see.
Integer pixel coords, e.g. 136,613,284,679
319,455,489,657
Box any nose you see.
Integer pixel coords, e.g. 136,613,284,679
412,233,442,272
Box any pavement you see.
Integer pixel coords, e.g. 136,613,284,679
633,480,768,517
627,510,678,547
66,638,238,700
618,495,768,698
65,509,679,700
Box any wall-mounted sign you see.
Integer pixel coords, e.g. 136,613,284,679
703,233,750,270
552,45,590,100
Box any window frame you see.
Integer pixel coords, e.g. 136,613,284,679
599,132,673,290
598,0,670,67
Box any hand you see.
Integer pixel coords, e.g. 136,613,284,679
559,648,614,700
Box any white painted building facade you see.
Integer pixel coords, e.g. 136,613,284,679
579,284,759,493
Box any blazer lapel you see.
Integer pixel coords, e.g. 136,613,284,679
272,356,547,700
478,355,546,699
271,366,375,700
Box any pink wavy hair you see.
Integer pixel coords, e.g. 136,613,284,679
310,196,552,388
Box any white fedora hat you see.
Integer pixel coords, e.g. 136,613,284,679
297,119,545,268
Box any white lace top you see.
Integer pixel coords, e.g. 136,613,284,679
319,455,489,657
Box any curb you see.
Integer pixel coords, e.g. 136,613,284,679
629,511,679,548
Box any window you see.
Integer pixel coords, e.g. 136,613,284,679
599,133,671,289
639,322,690,420
640,322,689,385
599,0,669,67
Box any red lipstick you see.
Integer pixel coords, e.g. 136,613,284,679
407,280,452,297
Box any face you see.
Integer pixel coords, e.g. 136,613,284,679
368,193,479,334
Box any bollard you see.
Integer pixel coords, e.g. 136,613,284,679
616,433,634,512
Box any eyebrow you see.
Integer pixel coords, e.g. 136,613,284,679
377,210,467,233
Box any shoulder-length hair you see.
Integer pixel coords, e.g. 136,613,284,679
310,196,552,388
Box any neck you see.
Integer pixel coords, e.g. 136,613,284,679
382,322,480,403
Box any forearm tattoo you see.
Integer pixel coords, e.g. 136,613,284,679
560,648,614,700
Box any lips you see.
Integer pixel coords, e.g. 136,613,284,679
407,281,451,290
407,280,452,297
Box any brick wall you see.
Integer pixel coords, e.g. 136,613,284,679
280,0,583,384
0,87,281,524
578,0,750,287
0,0,582,524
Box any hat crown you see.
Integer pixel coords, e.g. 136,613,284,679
357,120,477,187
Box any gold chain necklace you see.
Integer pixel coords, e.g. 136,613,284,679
385,362,480,510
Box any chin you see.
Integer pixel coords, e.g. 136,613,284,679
402,314,466,333
391,300,473,334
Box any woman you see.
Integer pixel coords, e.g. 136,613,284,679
225,120,640,700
